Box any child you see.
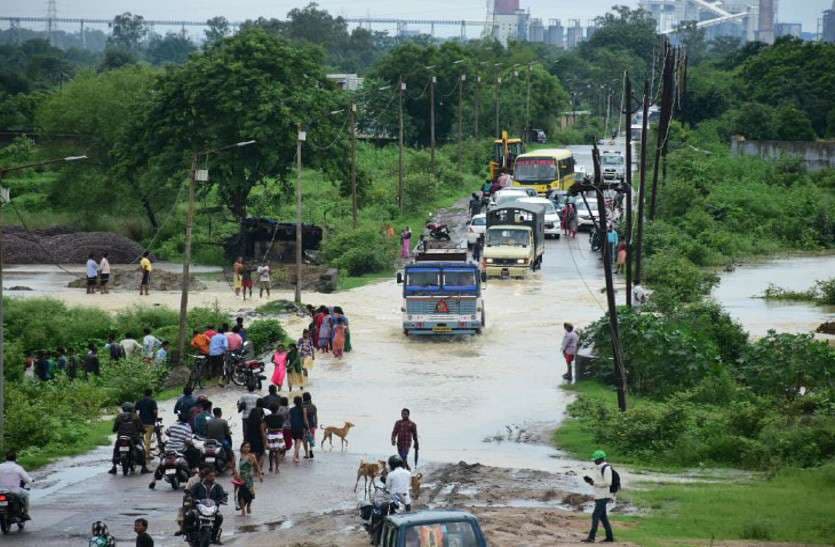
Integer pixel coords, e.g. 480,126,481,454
298,329,315,378
616,242,627,274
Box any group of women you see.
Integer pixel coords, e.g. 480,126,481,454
309,305,351,359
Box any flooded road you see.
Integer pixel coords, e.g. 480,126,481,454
10,233,622,546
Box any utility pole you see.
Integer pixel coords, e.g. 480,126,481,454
398,77,405,213
525,64,532,140
604,91,612,138
295,125,305,305
592,144,628,412
0,155,87,448
350,102,358,229
623,72,634,308
458,74,465,143
650,41,675,220
495,75,501,138
176,154,199,365
429,74,436,182
474,75,481,138
634,80,650,286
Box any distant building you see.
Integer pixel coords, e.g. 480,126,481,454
586,25,598,41
638,0,777,43
494,0,520,15
823,1,835,43
545,19,564,47
529,18,545,42
492,9,529,45
774,22,801,39
327,73,364,91
565,20,584,49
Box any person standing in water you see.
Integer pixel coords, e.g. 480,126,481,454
400,227,412,259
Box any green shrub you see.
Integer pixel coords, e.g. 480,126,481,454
322,225,396,276
644,253,719,307
247,319,289,353
188,305,230,330
741,521,773,541
114,306,178,337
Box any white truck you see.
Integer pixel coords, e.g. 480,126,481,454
601,150,625,183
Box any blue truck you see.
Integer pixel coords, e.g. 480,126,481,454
396,245,485,336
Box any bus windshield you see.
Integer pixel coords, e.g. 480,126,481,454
514,158,557,182
486,228,529,247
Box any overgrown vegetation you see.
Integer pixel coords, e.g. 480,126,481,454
762,278,835,306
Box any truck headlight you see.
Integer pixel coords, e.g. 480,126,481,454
516,259,526,264
485,258,494,263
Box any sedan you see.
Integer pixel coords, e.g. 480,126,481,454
467,213,487,247
576,199,599,228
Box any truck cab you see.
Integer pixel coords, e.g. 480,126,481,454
483,204,545,279
601,150,625,183
397,246,485,336
379,510,487,547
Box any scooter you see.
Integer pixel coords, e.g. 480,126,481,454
199,439,227,475
0,489,28,534
161,450,192,490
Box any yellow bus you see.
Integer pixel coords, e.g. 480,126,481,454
511,148,576,195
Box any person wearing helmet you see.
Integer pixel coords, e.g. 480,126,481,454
89,520,117,547
385,454,412,512
581,449,615,543
109,402,149,474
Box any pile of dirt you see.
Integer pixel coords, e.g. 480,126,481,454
67,267,206,291
817,321,835,335
3,226,148,264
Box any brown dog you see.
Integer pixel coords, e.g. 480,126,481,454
354,459,386,498
410,472,423,501
321,422,355,450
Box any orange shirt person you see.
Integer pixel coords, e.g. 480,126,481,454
191,330,211,355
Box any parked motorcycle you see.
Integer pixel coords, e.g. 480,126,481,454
185,499,221,547
230,349,265,390
425,222,451,241
199,439,227,475
161,450,191,491
0,489,27,534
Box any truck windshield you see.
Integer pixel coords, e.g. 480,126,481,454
443,270,477,287
403,521,480,547
602,155,623,166
406,270,440,287
486,228,529,247
514,158,557,182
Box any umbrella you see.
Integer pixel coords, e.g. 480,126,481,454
414,446,419,468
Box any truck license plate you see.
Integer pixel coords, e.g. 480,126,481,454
432,326,452,333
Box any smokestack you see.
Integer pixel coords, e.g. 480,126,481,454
758,0,775,44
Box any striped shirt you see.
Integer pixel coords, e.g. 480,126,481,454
166,422,193,452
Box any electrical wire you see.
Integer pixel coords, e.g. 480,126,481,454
564,233,606,312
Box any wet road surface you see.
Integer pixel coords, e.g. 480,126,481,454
13,233,622,546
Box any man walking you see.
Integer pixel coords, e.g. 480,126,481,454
139,251,152,296
86,253,98,294
391,408,419,469
99,252,111,294
135,389,158,462
208,326,229,380
257,262,272,299
582,449,617,543
560,322,579,381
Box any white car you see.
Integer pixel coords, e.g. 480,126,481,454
575,198,599,228
466,213,487,246
488,187,536,209
517,197,561,239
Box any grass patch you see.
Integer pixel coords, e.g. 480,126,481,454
18,418,113,470
338,269,394,291
614,464,835,546
255,299,303,314
761,278,835,306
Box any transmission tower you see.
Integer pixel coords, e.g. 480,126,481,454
46,0,57,44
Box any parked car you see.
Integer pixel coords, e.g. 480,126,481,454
466,213,487,247
576,197,599,229
518,197,561,239
487,187,535,210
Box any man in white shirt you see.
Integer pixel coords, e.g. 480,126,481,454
120,337,142,358
98,252,112,294
581,449,616,543
385,455,412,512
560,322,580,381
142,327,161,363
0,451,33,518
257,263,272,299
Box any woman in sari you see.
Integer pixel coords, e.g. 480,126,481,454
312,306,326,349
317,308,333,352
271,343,288,390
286,343,304,391
400,227,412,258
332,315,347,358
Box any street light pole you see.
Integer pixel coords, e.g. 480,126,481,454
295,124,305,305
0,154,87,449
350,102,358,229
495,75,501,138
398,77,405,213
176,141,254,365
474,75,481,138
525,63,532,140
429,74,436,182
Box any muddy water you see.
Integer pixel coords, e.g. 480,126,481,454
712,254,835,337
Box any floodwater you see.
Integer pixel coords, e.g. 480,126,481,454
712,254,835,337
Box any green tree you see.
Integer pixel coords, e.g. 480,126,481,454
146,32,197,65
586,5,658,63
675,21,707,66
774,105,817,141
732,102,777,140
133,28,348,227
108,12,149,52
98,47,138,72
204,16,230,45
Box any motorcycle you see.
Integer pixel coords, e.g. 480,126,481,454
199,439,227,475
230,348,266,390
0,489,27,534
161,450,191,491
116,435,139,476
359,482,401,546
425,222,451,241
153,417,167,457
185,499,222,547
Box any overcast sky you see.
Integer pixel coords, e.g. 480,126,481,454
3,0,831,36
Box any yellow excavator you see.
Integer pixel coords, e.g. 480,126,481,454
489,131,525,181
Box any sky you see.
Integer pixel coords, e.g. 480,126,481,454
3,0,831,37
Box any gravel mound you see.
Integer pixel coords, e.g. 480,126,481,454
3,226,148,264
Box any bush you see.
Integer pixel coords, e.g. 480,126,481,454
114,306,178,337
322,225,396,276
247,319,290,353
644,253,719,308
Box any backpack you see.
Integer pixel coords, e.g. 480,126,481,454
602,464,621,494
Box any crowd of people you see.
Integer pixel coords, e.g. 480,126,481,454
82,250,154,296
231,257,272,301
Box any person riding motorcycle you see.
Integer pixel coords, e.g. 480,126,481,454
0,450,32,520
385,454,412,512
109,402,149,474
185,468,228,544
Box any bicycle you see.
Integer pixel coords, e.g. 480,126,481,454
186,354,208,391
